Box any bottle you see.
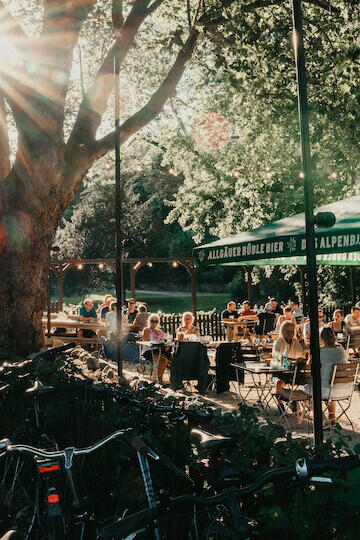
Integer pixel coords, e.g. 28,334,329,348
282,348,289,369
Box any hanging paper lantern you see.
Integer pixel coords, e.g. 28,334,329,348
192,113,232,150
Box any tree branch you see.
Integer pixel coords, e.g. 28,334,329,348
304,0,340,15
35,0,97,121
91,29,199,160
67,0,154,149
0,93,10,181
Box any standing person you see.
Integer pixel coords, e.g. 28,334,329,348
78,298,98,338
291,300,304,323
276,307,296,331
142,315,171,382
125,298,138,324
176,312,200,340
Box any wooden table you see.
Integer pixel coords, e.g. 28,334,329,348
221,320,246,341
42,318,106,347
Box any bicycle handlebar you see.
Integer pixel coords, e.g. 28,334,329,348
0,343,75,379
101,455,360,538
91,384,211,421
0,428,133,469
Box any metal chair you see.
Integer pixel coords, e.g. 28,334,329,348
322,360,359,431
277,363,312,426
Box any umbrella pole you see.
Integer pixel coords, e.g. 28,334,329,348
291,0,323,444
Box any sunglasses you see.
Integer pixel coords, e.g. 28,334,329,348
150,319,158,323
129,302,136,305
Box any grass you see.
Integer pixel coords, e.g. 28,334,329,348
57,290,230,314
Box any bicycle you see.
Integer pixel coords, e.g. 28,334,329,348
0,429,134,539
100,454,360,539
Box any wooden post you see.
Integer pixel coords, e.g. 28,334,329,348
58,271,64,311
130,265,136,299
191,267,197,317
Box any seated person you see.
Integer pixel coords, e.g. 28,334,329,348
221,301,239,320
125,298,138,324
303,309,325,345
221,301,240,341
238,301,258,340
176,312,200,340
291,300,304,323
273,320,307,395
100,296,115,321
256,302,276,335
345,306,360,331
306,327,350,426
142,315,171,382
97,294,112,315
130,304,150,333
327,309,346,340
269,297,283,318
276,306,296,331
78,298,98,338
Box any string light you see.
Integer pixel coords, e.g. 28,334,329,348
134,261,141,270
172,261,178,268
77,264,83,270
330,171,337,179
299,172,305,179
98,263,104,270
168,168,175,175
147,262,153,267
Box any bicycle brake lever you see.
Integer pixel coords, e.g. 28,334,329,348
309,476,332,484
130,436,160,460
64,447,75,469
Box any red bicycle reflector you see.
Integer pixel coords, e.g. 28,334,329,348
40,464,60,473
48,493,60,504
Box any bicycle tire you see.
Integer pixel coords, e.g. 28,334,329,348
46,516,65,540
0,454,39,539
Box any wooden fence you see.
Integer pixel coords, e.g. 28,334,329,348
49,302,356,340
160,312,227,341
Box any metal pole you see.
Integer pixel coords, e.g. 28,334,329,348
114,49,123,378
349,267,354,304
292,0,322,444
47,250,51,339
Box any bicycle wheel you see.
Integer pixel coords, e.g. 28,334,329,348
0,454,39,539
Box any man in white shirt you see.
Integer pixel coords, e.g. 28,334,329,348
303,309,325,345
345,306,360,329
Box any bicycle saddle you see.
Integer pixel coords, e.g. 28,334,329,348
190,428,234,450
26,380,54,396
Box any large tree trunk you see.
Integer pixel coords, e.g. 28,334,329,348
0,166,63,355
0,246,48,355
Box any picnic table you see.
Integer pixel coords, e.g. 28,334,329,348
42,318,106,348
